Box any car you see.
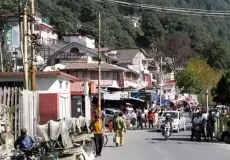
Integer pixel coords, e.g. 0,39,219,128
157,111,186,133
104,108,120,125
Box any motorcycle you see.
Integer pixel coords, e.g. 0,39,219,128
161,121,171,141
193,124,201,142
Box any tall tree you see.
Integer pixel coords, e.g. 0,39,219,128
213,70,230,105
176,67,202,94
156,32,194,72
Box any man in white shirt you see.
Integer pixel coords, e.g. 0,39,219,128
130,111,137,129
193,115,203,124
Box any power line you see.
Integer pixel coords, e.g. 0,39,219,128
93,0,230,17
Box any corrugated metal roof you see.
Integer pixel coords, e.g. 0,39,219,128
116,49,140,63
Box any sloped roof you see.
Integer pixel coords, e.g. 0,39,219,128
36,42,98,59
62,62,127,71
0,71,84,82
116,49,140,63
49,42,98,59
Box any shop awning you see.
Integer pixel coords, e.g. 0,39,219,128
129,97,145,102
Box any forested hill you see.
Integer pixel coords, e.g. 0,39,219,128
1,0,230,69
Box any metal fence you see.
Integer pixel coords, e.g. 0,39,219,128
215,116,230,136
0,87,39,138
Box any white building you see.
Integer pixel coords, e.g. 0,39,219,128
0,71,91,124
34,12,58,45
63,34,95,49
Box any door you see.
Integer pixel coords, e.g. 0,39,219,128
71,96,82,118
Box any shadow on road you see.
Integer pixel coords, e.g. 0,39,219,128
149,137,225,145
104,145,116,148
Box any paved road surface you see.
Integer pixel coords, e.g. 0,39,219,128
96,128,230,160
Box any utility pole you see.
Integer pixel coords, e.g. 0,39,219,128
0,37,3,72
97,12,101,112
159,56,163,107
206,89,209,113
0,13,4,72
23,4,29,90
30,0,36,91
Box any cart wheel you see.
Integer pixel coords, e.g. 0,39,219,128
103,134,108,146
83,139,96,157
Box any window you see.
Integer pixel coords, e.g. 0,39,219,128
113,72,118,80
55,58,60,64
65,82,68,89
59,81,63,89
70,47,79,53
91,71,98,80
105,110,115,116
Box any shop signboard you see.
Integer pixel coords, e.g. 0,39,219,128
4,23,12,45
145,74,152,89
118,72,124,88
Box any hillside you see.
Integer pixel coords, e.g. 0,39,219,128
1,0,230,69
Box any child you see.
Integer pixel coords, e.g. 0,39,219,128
108,120,113,132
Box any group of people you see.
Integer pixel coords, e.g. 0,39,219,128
90,110,126,157
126,108,159,129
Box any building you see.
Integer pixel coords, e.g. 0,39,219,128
2,13,58,71
34,12,58,45
108,49,152,89
0,71,90,124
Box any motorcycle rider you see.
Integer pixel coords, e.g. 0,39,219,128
164,113,173,134
191,111,203,140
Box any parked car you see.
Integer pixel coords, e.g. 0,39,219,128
104,108,120,125
157,111,186,132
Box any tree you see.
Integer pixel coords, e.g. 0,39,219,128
176,67,202,94
186,59,222,90
213,70,230,105
203,40,230,70
186,58,222,105
157,32,194,72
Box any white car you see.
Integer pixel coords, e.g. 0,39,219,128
104,108,120,125
157,111,186,133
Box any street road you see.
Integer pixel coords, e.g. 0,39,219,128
97,128,230,160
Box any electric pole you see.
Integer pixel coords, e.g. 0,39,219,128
97,12,101,112
23,4,29,90
30,0,36,91
159,56,163,107
0,37,3,72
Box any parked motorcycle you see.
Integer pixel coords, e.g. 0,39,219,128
161,121,171,141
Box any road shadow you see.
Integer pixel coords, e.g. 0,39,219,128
104,145,116,148
150,137,225,145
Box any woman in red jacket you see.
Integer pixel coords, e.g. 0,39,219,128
147,110,154,129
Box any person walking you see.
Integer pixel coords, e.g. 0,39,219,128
137,109,143,129
147,110,154,129
130,110,137,129
90,113,104,157
153,109,158,128
114,112,126,147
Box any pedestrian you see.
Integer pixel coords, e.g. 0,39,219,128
153,109,158,128
147,110,154,129
137,110,143,129
90,112,103,157
114,112,126,147
130,110,137,129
